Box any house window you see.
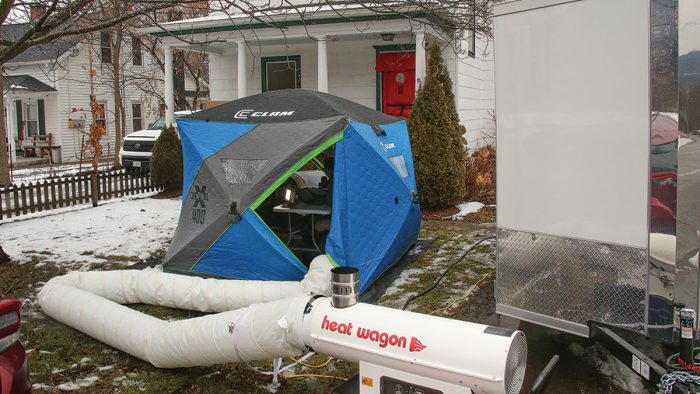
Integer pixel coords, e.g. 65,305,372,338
96,102,107,133
100,31,112,63
132,36,142,66
467,31,476,58
25,102,38,137
261,55,301,92
468,0,476,58
132,103,143,132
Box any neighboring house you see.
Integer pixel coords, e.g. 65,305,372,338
184,72,209,110
2,23,163,165
141,1,495,147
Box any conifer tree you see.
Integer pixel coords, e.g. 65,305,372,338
150,126,183,191
408,43,467,208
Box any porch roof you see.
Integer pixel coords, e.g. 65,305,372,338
3,75,57,94
140,5,431,38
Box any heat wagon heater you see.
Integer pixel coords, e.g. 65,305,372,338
39,256,529,394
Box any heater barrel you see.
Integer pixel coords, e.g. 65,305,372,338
301,298,527,394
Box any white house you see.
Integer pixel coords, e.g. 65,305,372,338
141,1,495,147
3,23,163,164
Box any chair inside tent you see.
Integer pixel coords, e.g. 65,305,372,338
163,90,421,293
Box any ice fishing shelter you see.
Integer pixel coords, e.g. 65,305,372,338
164,89,421,292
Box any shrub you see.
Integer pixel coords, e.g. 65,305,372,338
464,145,496,205
408,43,466,208
150,126,183,191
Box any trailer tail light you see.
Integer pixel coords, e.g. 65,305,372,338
0,298,21,353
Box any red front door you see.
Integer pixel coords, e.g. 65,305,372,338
376,52,416,118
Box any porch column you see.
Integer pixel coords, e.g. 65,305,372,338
236,40,247,98
317,36,328,93
163,45,175,127
415,31,426,90
6,98,16,162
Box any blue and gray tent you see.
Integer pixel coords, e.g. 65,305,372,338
164,89,421,293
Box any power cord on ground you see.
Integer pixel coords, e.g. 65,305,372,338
402,236,496,311
428,271,493,316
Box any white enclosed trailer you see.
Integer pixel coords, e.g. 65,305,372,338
494,0,700,341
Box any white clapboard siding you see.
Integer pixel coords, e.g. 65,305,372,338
53,37,163,163
456,35,495,150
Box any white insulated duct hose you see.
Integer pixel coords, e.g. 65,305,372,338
39,256,333,368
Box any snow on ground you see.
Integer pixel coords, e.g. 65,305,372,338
0,195,181,269
448,201,485,220
680,136,694,148
569,342,646,393
8,160,117,186
56,376,100,391
10,163,84,185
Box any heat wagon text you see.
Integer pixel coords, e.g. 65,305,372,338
321,315,425,352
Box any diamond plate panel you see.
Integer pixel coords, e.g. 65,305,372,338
496,228,648,334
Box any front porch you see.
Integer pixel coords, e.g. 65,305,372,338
143,10,459,126
3,75,59,164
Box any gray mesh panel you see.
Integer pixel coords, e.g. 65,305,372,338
496,228,647,334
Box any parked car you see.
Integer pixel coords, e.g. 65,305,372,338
0,296,30,394
119,111,196,169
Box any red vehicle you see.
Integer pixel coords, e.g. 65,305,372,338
0,297,30,394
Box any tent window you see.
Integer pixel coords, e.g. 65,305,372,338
222,159,268,184
389,155,409,178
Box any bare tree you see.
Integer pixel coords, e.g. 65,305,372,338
0,0,199,186
1,0,497,186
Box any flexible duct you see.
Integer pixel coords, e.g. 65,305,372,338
42,256,332,313
39,256,332,368
39,254,526,394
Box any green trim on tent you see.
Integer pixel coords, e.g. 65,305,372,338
326,254,340,268
251,209,307,271
249,129,345,210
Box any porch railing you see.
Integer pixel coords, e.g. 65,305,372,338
0,169,160,221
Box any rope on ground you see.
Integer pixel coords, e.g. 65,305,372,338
402,235,495,311
428,271,493,315
282,373,348,381
289,355,333,369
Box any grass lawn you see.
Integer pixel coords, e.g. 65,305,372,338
1,209,497,393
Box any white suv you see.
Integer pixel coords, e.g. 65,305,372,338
119,111,195,169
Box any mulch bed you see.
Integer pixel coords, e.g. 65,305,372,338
152,189,183,199
421,206,460,220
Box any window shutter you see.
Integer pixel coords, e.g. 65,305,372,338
38,99,46,135
15,100,22,140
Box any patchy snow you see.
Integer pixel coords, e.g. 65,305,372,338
32,383,50,390
0,195,181,269
9,162,114,186
569,342,646,393
56,376,100,391
448,202,485,220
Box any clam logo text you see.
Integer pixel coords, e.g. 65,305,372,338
234,110,295,119
380,142,396,152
